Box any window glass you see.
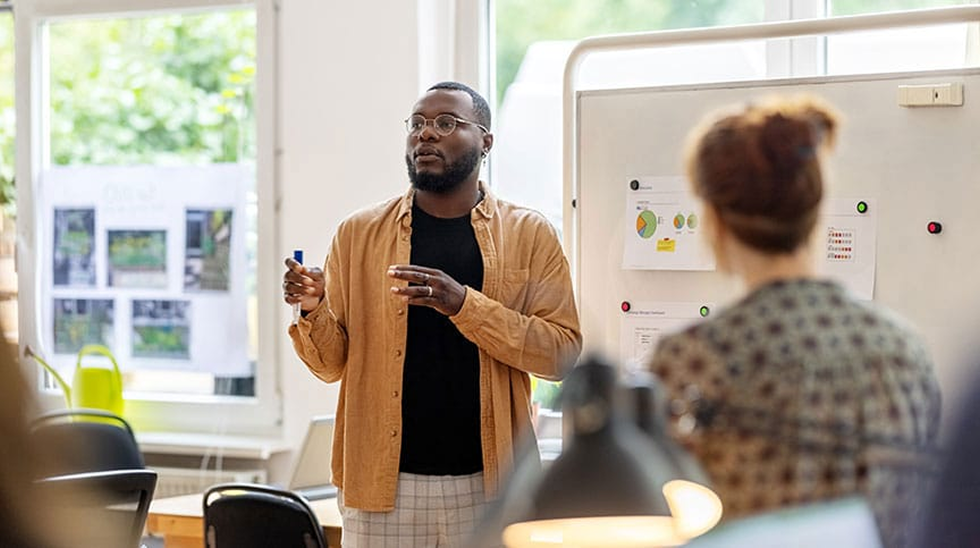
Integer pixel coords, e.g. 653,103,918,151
829,0,971,15
826,1,978,75
39,10,257,398
49,12,255,166
0,7,14,344
496,1,763,105
494,2,764,234
825,23,975,75
494,1,764,415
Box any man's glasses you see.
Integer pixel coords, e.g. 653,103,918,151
405,114,489,137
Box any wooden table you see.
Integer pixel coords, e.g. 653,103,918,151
146,492,343,547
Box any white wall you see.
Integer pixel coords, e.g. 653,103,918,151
272,0,423,482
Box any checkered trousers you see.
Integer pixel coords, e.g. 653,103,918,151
338,472,490,548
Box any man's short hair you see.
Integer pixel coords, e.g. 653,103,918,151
427,81,491,130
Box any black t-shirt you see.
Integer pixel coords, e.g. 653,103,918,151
399,202,485,475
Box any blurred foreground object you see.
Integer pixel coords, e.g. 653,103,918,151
496,355,722,548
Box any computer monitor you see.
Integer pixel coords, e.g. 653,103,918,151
288,415,337,501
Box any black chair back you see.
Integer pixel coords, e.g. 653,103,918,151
204,483,328,548
30,408,144,478
35,468,157,548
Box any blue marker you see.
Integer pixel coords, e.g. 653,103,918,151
292,249,303,325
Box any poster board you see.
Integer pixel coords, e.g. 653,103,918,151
38,164,250,377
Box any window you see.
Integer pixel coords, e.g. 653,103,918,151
45,12,256,394
829,0,970,15
0,2,15,344
18,0,279,434
825,0,979,76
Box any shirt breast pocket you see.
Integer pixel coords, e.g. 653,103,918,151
498,268,530,310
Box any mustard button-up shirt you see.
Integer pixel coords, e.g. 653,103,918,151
289,184,582,511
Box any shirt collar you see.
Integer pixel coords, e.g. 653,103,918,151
397,182,497,222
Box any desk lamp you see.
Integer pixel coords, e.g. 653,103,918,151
501,356,722,548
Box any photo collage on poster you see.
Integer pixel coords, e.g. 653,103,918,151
51,206,233,359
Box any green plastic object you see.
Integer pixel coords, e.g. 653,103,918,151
25,344,124,417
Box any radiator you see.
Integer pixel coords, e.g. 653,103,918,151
153,466,267,498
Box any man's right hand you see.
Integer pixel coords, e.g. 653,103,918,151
283,257,325,313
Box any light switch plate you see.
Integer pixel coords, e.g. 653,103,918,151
898,83,964,107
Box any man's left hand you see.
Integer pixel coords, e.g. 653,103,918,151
388,265,466,316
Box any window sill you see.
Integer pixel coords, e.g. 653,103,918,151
137,431,289,460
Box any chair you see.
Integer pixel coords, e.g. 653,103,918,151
30,408,144,479
35,468,158,548
204,483,328,548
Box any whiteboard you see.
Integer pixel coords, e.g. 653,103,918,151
573,69,980,408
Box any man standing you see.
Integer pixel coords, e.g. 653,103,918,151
283,81,581,547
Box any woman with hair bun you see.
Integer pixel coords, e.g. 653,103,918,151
646,96,940,548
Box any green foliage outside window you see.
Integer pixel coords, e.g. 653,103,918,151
0,10,256,220
48,11,256,167
0,12,14,219
495,0,761,105
829,0,971,15
495,0,972,105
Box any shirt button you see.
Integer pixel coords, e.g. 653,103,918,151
392,390,399,398
397,309,404,315
394,349,402,357
390,429,397,437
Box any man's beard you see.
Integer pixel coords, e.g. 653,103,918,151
406,146,482,193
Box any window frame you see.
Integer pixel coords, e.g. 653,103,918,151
15,0,282,435
0,4,15,343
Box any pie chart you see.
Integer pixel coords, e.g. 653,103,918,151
636,210,657,239
673,214,685,230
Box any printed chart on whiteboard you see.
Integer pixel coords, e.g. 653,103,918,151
622,176,715,271
619,301,714,370
815,198,877,300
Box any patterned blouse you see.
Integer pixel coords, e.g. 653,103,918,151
647,279,940,548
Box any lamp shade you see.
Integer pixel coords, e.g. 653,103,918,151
500,356,722,548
